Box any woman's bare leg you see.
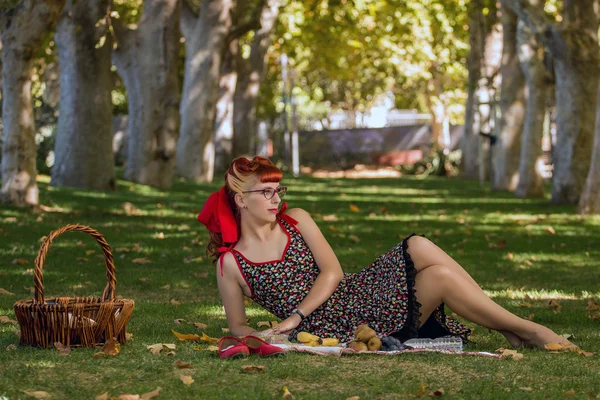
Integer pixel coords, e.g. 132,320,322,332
413,264,571,349
406,236,524,347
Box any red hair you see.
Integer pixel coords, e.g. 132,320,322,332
206,156,282,261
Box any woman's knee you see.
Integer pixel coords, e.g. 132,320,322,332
416,264,454,287
406,236,437,271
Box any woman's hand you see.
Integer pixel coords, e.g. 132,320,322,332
262,314,301,336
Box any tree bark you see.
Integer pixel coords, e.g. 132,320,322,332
515,13,549,198
214,39,238,173
504,0,600,204
462,0,484,179
493,3,526,191
113,0,180,189
52,0,115,190
175,0,233,182
579,89,600,213
0,0,64,206
232,0,281,159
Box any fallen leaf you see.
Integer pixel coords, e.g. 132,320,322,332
138,278,151,283
241,364,267,373
498,348,523,360
589,312,600,320
200,332,219,343
157,232,165,239
429,388,444,397
174,319,186,325
171,329,201,341
12,258,29,265
170,299,181,306
118,395,140,400
95,392,109,400
0,315,17,324
23,391,50,399
507,252,514,260
183,255,204,263
0,288,15,295
282,386,294,399
54,342,71,356
221,327,230,333
257,321,278,328
565,389,576,397
163,344,176,350
6,344,17,351
346,397,359,400
115,247,131,253
545,226,556,235
126,332,133,340
547,300,562,313
519,302,533,308
140,387,161,400
323,214,338,221
132,258,152,264
193,323,208,330
161,284,171,290
93,338,120,358
586,299,600,311
180,375,194,385
175,360,191,369
147,344,164,354
348,235,360,243
519,387,533,392
77,257,88,262
85,250,95,256
524,313,535,321
194,345,219,352
349,204,360,212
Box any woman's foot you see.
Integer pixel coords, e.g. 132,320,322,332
519,326,578,350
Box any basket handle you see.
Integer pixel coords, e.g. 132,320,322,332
33,224,117,303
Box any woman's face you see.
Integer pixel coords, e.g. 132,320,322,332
239,180,286,222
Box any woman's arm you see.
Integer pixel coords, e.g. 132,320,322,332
216,252,259,337
267,208,344,334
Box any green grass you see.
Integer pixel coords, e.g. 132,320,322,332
1,173,599,399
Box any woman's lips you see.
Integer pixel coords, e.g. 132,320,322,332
268,208,278,213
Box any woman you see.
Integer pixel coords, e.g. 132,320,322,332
198,156,573,349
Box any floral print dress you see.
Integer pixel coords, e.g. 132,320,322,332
225,209,472,343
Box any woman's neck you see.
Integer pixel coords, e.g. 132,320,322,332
238,216,279,246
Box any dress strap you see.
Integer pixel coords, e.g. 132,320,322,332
217,243,236,277
277,202,298,225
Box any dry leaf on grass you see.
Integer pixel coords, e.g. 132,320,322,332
23,391,50,399
282,386,293,399
241,365,267,373
170,299,181,306
346,397,360,400
547,300,562,313
160,284,171,290
519,387,533,392
6,344,17,351
545,226,556,234
140,387,161,400
175,360,191,369
193,322,208,330
118,394,140,400
147,344,165,354
194,345,219,352
257,321,278,328
95,392,109,400
428,388,445,397
0,315,17,324
497,348,523,360
180,375,194,385
171,329,201,341
132,258,152,264
221,328,230,333
565,389,576,397
0,288,15,295
349,204,360,212
586,299,600,311
174,318,185,324
12,258,29,265
54,342,71,356
93,338,121,358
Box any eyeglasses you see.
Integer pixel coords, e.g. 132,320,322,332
242,186,287,200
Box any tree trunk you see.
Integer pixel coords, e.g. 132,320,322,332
176,0,233,182
0,0,64,207
214,39,238,173
579,84,600,213
52,0,115,190
515,16,549,198
462,0,484,179
493,3,526,191
232,0,281,158
113,0,180,189
505,0,600,204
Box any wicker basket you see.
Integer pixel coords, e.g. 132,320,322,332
13,224,134,348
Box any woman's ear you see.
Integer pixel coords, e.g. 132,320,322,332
234,192,245,209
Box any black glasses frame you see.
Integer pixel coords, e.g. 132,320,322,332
242,186,287,200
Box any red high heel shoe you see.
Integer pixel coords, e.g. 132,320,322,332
244,335,286,357
218,336,250,359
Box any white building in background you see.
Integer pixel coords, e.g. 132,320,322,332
309,92,431,131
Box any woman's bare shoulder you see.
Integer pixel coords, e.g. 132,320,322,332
286,207,312,222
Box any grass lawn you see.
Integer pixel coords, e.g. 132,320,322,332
1,172,599,399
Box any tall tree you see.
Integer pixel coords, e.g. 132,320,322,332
52,0,116,190
0,0,64,206
493,2,526,191
214,39,238,172
232,0,282,158
176,0,234,182
515,7,550,198
113,0,181,188
504,0,600,205
462,0,485,179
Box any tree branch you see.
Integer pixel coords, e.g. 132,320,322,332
225,0,265,44
501,0,562,57
180,0,197,40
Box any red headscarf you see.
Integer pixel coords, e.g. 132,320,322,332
197,186,238,251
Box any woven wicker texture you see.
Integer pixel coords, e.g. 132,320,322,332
14,224,134,348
